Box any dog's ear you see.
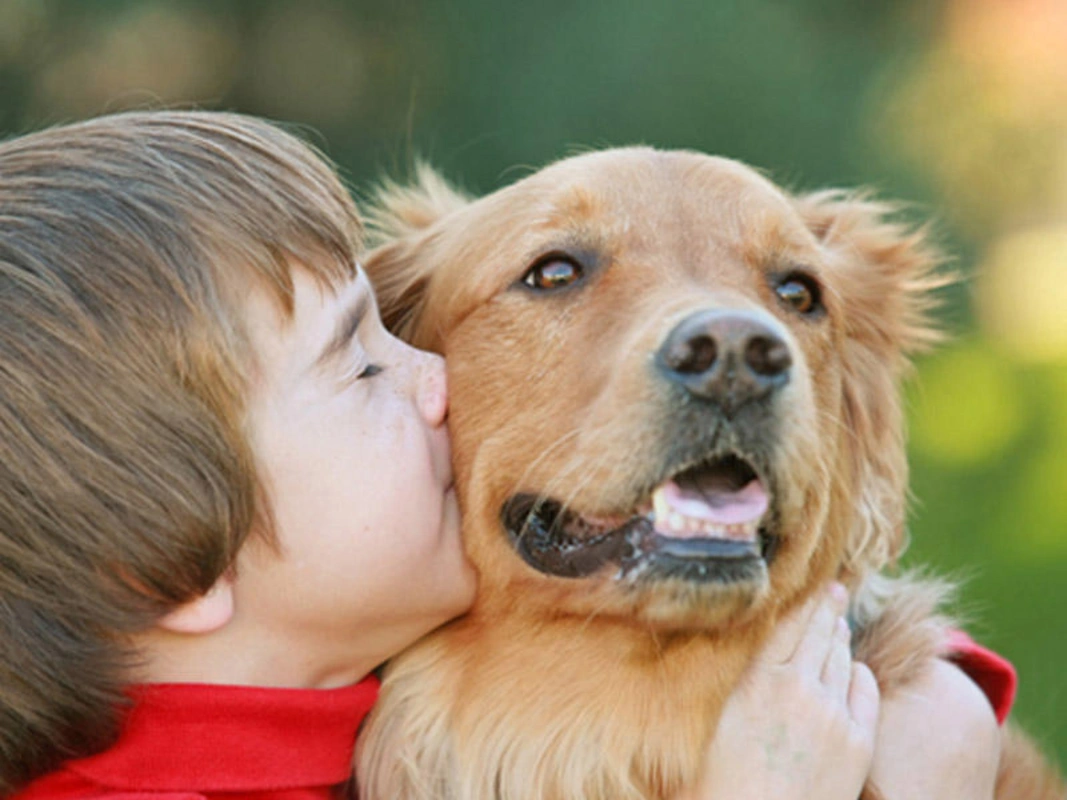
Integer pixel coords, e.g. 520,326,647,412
795,191,950,578
362,163,472,341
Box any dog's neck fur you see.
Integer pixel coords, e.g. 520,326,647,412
365,605,770,800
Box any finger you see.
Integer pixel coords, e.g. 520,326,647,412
755,584,845,665
791,585,849,672
754,593,824,665
847,661,881,737
820,615,853,699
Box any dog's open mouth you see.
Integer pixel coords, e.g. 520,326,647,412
501,454,779,582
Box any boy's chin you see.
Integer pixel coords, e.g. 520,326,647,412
423,493,477,617
436,487,466,557
433,550,478,629
436,542,477,619
403,577,475,651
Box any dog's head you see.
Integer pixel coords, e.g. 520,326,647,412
365,148,943,631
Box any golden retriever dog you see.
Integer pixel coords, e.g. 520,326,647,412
356,148,1064,800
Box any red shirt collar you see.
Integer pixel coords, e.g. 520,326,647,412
67,677,379,793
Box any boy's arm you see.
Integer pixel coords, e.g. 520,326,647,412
945,629,1018,724
867,633,1014,800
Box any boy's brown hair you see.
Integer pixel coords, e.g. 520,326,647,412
0,111,363,792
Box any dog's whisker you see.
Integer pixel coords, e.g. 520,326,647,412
510,428,584,492
574,590,621,636
505,429,587,549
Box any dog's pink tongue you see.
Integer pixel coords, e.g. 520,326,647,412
656,477,768,526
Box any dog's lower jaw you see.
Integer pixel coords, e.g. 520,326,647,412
357,612,764,800
626,577,769,630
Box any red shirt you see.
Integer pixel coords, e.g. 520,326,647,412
947,630,1017,725
11,677,380,800
9,635,1016,800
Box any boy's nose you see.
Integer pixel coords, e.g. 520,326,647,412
416,350,449,427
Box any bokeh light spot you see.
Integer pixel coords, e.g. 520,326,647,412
910,341,1023,465
977,225,1067,363
30,3,237,118
0,0,48,66
1003,446,1067,556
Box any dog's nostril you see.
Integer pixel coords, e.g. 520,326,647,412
658,310,792,411
664,334,717,375
745,336,792,377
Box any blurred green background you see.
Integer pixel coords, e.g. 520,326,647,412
2,0,1064,759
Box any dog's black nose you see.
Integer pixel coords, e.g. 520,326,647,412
656,309,792,414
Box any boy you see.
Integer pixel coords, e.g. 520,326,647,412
0,109,475,793
0,111,1003,800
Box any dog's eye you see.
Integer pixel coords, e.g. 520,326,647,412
775,274,822,315
522,257,583,291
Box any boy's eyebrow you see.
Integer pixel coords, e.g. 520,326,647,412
316,289,370,369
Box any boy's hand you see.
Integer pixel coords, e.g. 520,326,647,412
681,584,880,800
867,657,1000,799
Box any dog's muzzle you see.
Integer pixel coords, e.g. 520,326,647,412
500,454,781,584
498,308,790,585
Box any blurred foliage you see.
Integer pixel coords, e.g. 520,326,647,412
1,0,1064,759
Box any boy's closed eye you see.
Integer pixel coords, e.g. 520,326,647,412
337,344,384,386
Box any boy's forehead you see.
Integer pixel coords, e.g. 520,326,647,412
243,266,368,368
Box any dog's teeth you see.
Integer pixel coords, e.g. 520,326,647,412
648,515,759,541
652,488,671,525
646,486,761,540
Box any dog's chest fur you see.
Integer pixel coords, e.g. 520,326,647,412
361,612,768,800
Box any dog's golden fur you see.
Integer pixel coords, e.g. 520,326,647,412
357,149,1064,800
